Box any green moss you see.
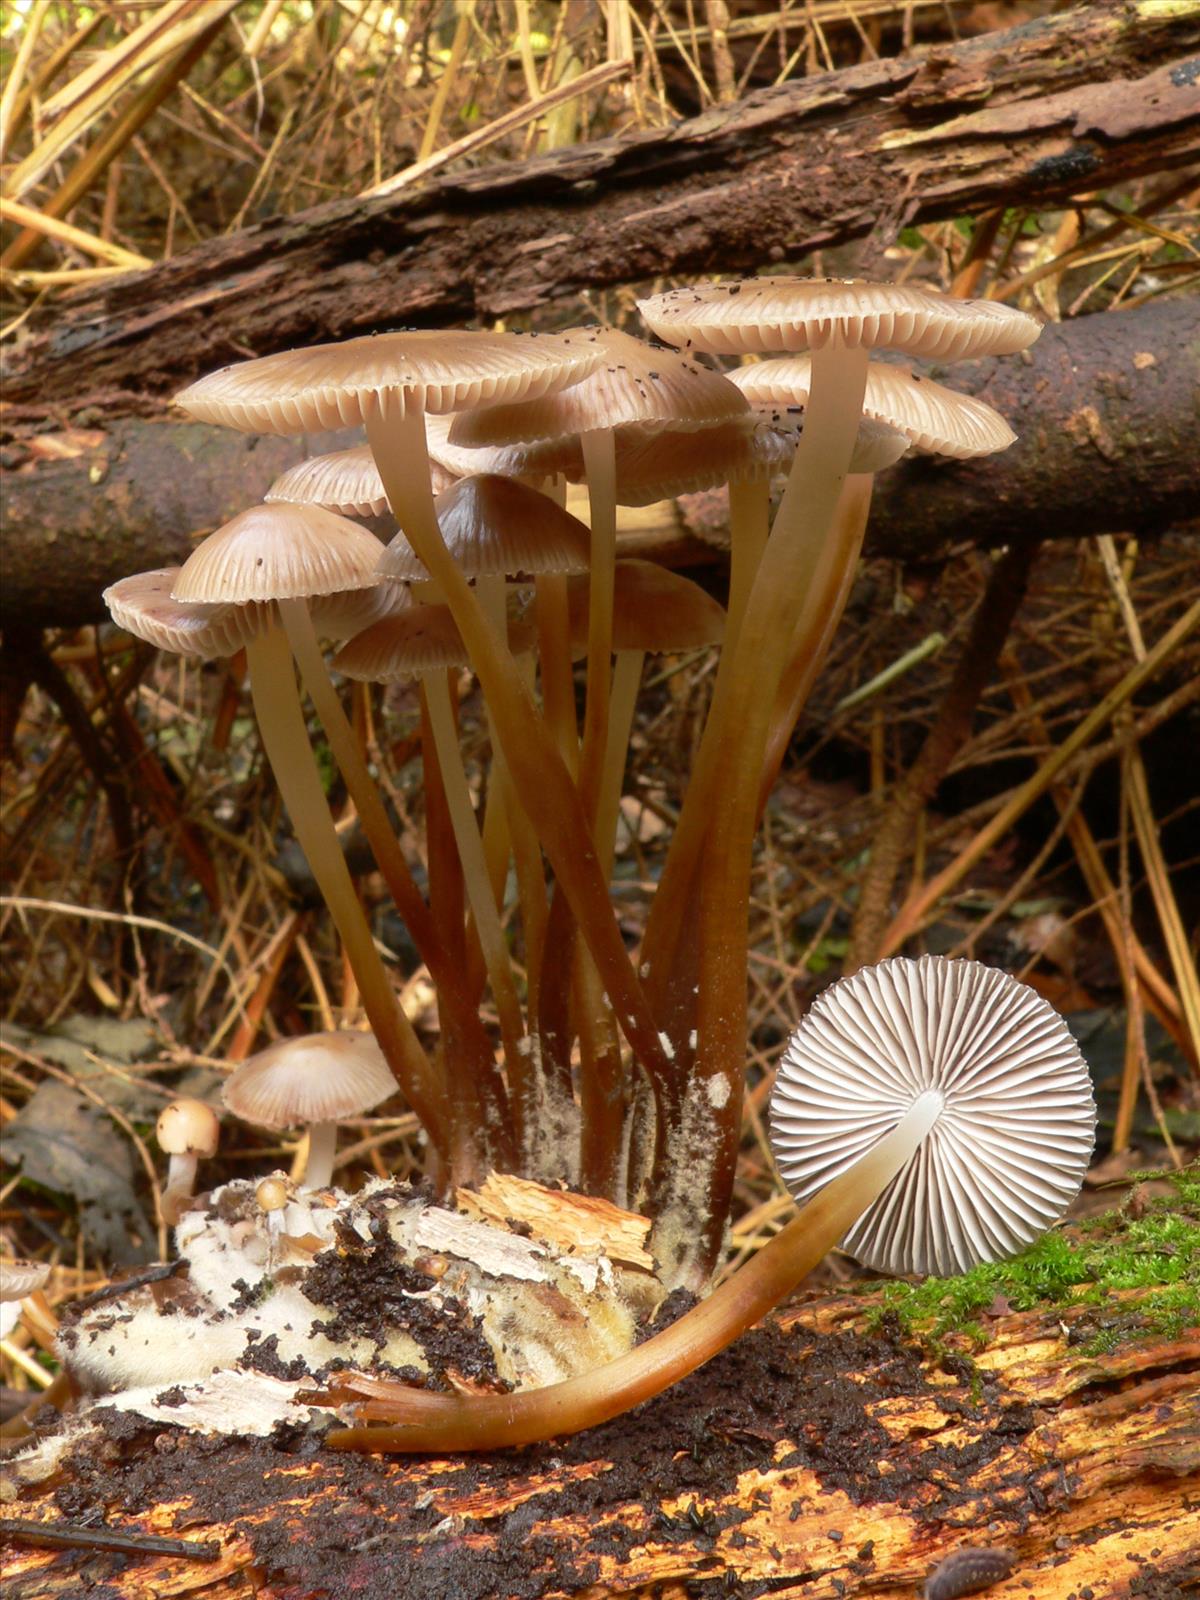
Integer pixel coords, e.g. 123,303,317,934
865,1165,1200,1350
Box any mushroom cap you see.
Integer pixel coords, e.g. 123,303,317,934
175,329,601,435
730,357,1017,459
566,561,726,654
334,600,535,682
104,569,265,658
424,411,572,482
600,411,907,506
308,580,410,641
156,1097,220,1159
0,1259,51,1303
769,955,1096,1278
222,1031,395,1130
379,473,592,582
172,503,385,605
267,445,458,516
638,278,1041,360
448,325,749,447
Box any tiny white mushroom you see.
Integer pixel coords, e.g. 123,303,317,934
156,1098,220,1225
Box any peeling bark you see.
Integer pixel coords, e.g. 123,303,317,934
1,0,1197,413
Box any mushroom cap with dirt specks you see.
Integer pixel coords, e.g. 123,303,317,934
769,954,1096,1277
0,1260,50,1302
104,568,267,658
222,1031,395,1130
267,444,458,516
729,356,1017,459
172,502,385,605
156,1098,220,1159
638,278,1041,360
174,329,602,434
379,473,593,582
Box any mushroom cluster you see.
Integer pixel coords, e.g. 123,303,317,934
90,277,1072,1449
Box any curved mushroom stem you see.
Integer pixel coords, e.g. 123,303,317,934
326,1089,944,1453
725,476,770,650
246,620,448,1155
594,648,645,879
302,1121,338,1189
577,427,618,826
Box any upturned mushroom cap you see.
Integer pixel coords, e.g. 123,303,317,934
379,474,592,582
448,325,749,447
156,1098,220,1159
334,601,535,683
104,569,265,658
172,503,385,605
638,279,1040,360
0,1259,51,1302
222,1031,395,1130
267,445,458,516
769,955,1096,1277
567,561,726,654
175,329,601,434
730,357,1017,458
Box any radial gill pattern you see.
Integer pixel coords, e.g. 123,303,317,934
769,955,1096,1277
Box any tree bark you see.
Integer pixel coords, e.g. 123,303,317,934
2,1283,1195,1599
2,299,1196,630
1,0,1197,413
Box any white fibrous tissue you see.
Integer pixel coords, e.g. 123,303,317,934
51,1176,664,1439
706,1074,732,1110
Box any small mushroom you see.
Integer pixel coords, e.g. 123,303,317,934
156,1098,220,1225
0,1259,51,1341
222,1031,395,1189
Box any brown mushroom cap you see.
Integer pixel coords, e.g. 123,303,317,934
175,329,601,435
730,357,1017,458
172,503,385,605
638,278,1041,360
566,561,726,654
267,445,458,516
308,581,410,641
156,1098,220,1159
423,411,572,481
334,600,535,683
448,325,749,447
378,474,592,582
221,1031,395,1129
104,568,265,658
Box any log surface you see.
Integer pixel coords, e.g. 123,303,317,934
2,1285,1196,1599
1,0,1198,413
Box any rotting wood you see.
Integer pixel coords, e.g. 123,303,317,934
2,298,1197,631
1,1284,1195,1600
1,0,1197,413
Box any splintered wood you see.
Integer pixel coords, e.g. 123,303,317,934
2,1285,1195,1599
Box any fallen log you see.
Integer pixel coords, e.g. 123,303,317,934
2,1280,1195,1599
2,298,1196,630
1,0,1197,413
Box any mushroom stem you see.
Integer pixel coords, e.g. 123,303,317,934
725,476,770,648
577,427,618,825
364,402,670,1091
162,1153,199,1224
246,620,448,1154
534,570,578,772
423,667,527,1078
303,1121,338,1189
595,648,645,879
326,1088,945,1453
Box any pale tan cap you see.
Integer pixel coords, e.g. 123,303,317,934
104,568,265,658
449,325,748,447
638,278,1040,360
268,445,457,516
424,412,574,481
379,474,592,582
172,503,385,605
730,357,1016,458
567,560,726,654
308,580,410,641
156,1097,220,1158
604,412,908,505
335,601,534,683
222,1031,395,1129
175,329,601,434
0,1260,50,1302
